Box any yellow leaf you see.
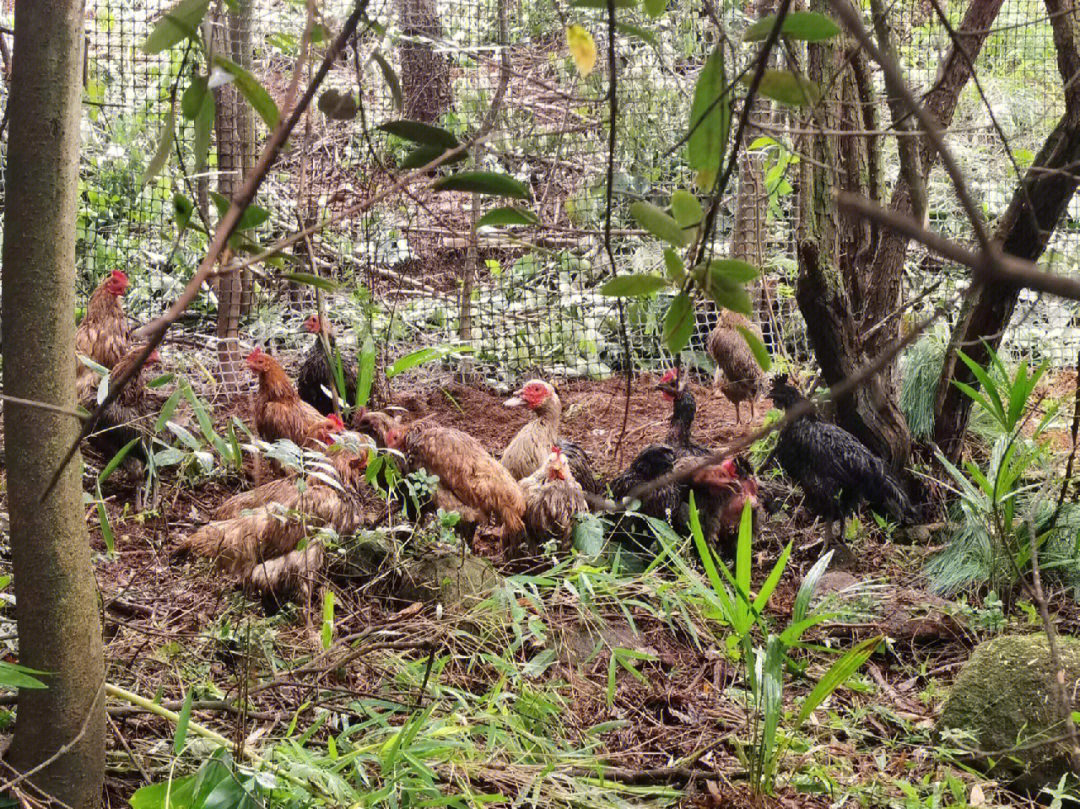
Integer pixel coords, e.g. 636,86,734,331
566,25,597,77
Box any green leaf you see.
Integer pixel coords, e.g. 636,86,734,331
476,207,540,228
371,51,403,111
688,46,730,180
155,388,184,433
208,192,270,231
174,688,194,754
695,266,753,315
753,539,791,614
433,171,531,199
706,258,760,284
96,485,115,557
283,272,337,292
356,337,376,408
398,144,467,170
141,105,175,189
663,249,685,283
737,326,772,371
193,83,214,175
378,119,459,148
643,0,666,17
181,75,207,120
173,194,195,231
794,635,881,730
669,189,703,228
630,201,686,247
0,661,48,690
663,293,695,354
616,22,658,45
100,438,142,484
599,274,668,297
212,55,280,129
321,590,335,649
744,11,841,42
143,0,209,53
748,69,821,106
571,0,638,8
387,344,474,378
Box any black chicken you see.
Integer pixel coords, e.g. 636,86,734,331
297,315,358,416
657,368,710,458
768,374,916,548
608,444,683,552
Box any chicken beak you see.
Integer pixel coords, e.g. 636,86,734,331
504,394,525,407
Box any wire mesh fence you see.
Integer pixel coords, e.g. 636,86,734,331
6,0,1079,386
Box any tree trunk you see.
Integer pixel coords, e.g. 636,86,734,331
213,8,245,393
934,112,1080,456
934,0,1080,459
796,0,1004,470
1,1,105,805
397,0,452,123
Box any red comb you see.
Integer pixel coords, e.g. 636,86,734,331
660,368,677,384
111,270,128,283
327,413,345,431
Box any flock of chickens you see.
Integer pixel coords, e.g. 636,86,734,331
71,270,918,599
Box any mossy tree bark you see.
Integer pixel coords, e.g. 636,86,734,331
796,0,1004,471
1,0,105,805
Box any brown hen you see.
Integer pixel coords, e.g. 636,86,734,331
520,446,587,552
247,347,337,448
706,309,765,423
75,270,131,401
359,411,525,545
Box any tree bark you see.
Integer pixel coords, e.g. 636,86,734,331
934,0,1080,459
796,0,1004,470
397,0,452,123
2,0,105,805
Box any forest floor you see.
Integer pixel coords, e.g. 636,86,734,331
1,355,1078,807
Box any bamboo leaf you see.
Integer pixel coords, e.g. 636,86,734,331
174,688,195,754
0,661,47,690
630,201,687,247
737,326,772,371
155,389,184,434
180,75,207,120
388,344,473,378
433,171,531,199
100,439,142,484
748,69,821,106
616,22,658,45
212,55,280,129
706,258,760,284
283,272,337,291
378,119,459,148
663,292,695,354
688,46,730,180
599,274,668,297
663,249,685,283
144,0,209,53
321,591,335,649
141,105,175,188
371,51,403,111
744,11,841,42
753,540,791,614
476,207,540,228
398,144,467,170
356,337,376,407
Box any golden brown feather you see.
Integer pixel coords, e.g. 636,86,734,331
706,309,766,423
75,270,131,395
246,347,335,448
520,447,587,550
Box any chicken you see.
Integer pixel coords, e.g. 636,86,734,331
678,455,761,556
768,374,915,548
656,369,710,458
358,411,525,544
707,309,766,423
501,379,601,492
520,446,588,552
81,344,162,472
247,347,338,448
608,444,683,553
297,314,358,416
179,419,373,598
75,270,131,402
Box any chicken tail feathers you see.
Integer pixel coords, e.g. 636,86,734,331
866,471,917,525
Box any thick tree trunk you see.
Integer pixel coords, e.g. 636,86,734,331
1,0,105,805
934,112,1080,456
398,0,452,123
934,0,1080,459
796,0,1004,470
